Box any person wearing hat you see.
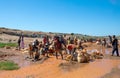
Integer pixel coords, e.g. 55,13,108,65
111,35,119,56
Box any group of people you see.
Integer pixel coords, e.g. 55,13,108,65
17,34,119,61
26,35,85,61
100,35,119,56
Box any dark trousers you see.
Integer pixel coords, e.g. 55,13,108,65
18,43,21,50
112,48,119,56
55,50,63,60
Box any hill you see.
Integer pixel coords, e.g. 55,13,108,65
0,27,101,39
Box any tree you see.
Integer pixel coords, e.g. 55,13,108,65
71,33,74,36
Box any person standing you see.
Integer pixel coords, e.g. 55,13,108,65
109,35,112,44
112,35,119,56
33,39,39,52
102,38,106,47
20,35,24,49
54,36,63,59
43,35,49,45
17,36,21,50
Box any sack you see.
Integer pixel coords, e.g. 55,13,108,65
65,55,72,61
77,55,88,63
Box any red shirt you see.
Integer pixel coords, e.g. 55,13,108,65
43,37,47,45
68,44,73,51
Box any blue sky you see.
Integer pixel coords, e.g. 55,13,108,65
0,0,120,36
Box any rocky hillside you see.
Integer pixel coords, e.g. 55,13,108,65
0,27,49,38
0,27,99,39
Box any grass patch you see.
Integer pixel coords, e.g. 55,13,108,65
0,61,19,70
0,42,17,48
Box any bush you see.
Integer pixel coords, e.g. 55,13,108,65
0,42,17,48
0,61,19,70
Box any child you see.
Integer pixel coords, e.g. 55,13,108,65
28,43,34,59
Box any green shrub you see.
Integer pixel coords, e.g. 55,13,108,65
0,61,19,70
0,42,17,48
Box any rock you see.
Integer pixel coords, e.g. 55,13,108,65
4,46,11,49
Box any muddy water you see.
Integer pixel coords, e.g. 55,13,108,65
0,57,120,78
0,49,120,78
58,59,120,78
